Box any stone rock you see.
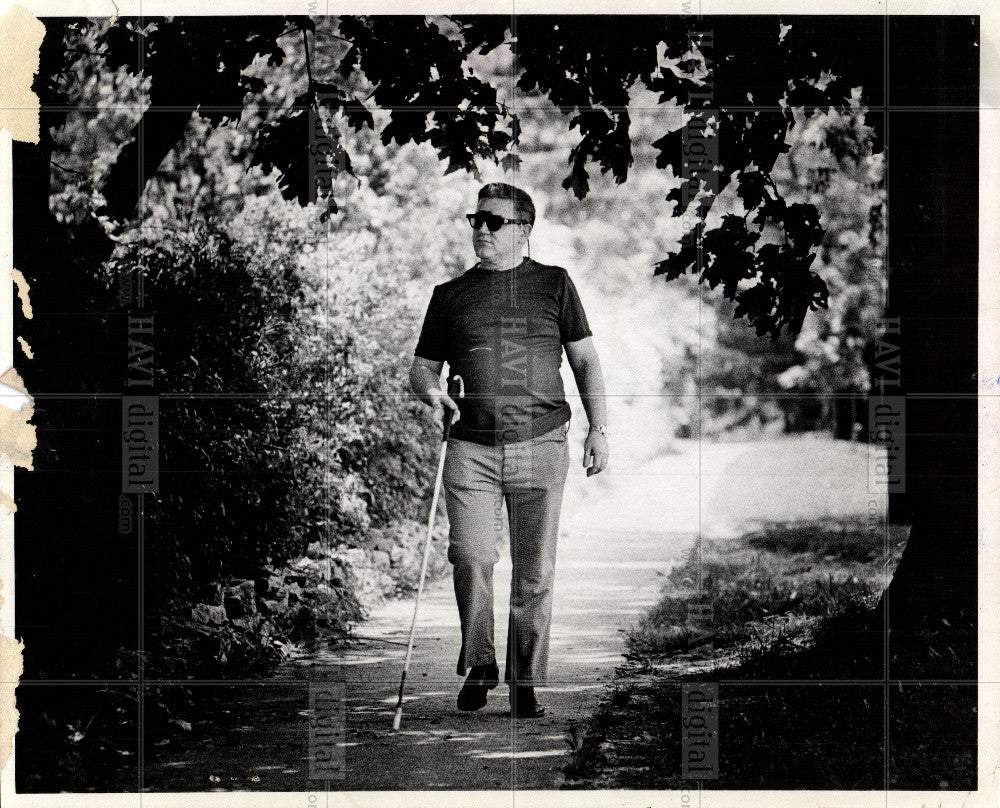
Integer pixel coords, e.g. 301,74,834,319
266,573,285,597
223,581,257,619
289,557,315,573
191,603,228,626
224,578,255,597
231,615,262,632
200,582,224,606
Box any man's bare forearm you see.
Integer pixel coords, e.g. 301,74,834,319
574,360,607,429
410,362,443,406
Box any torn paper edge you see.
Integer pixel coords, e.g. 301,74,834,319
0,2,43,797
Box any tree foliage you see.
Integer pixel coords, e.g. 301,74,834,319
44,15,884,339
664,101,885,438
773,104,885,409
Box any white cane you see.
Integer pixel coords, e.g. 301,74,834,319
392,374,464,732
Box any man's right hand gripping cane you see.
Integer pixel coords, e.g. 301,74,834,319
428,379,461,428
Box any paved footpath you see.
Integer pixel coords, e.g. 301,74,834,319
276,397,744,791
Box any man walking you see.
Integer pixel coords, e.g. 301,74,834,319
410,183,608,718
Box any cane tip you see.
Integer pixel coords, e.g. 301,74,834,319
391,709,402,731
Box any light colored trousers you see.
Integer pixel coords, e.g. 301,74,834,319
442,422,570,687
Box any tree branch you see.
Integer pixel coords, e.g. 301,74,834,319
303,27,315,89
99,107,197,223
50,160,90,180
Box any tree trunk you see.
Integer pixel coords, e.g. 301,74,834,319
875,21,978,678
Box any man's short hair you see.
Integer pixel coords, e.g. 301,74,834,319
477,183,535,228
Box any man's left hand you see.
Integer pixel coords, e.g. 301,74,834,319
583,431,609,477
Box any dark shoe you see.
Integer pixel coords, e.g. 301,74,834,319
509,685,546,718
457,662,500,712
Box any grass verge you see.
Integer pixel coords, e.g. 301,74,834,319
626,516,906,662
562,517,977,790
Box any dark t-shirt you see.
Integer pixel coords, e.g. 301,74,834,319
414,258,593,445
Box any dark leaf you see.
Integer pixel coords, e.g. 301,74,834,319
500,152,522,173
736,170,769,211
651,128,683,174
342,99,374,131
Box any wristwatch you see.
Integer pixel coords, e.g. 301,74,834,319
589,424,608,436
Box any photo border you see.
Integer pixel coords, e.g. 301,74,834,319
0,1,995,806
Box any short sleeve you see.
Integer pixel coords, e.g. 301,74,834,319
414,286,450,362
559,269,593,344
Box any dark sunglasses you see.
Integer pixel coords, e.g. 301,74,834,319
466,211,529,233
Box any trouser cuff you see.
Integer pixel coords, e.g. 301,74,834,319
458,652,498,676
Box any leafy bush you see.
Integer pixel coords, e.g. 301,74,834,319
103,221,307,603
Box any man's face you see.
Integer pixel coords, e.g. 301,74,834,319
471,197,529,263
